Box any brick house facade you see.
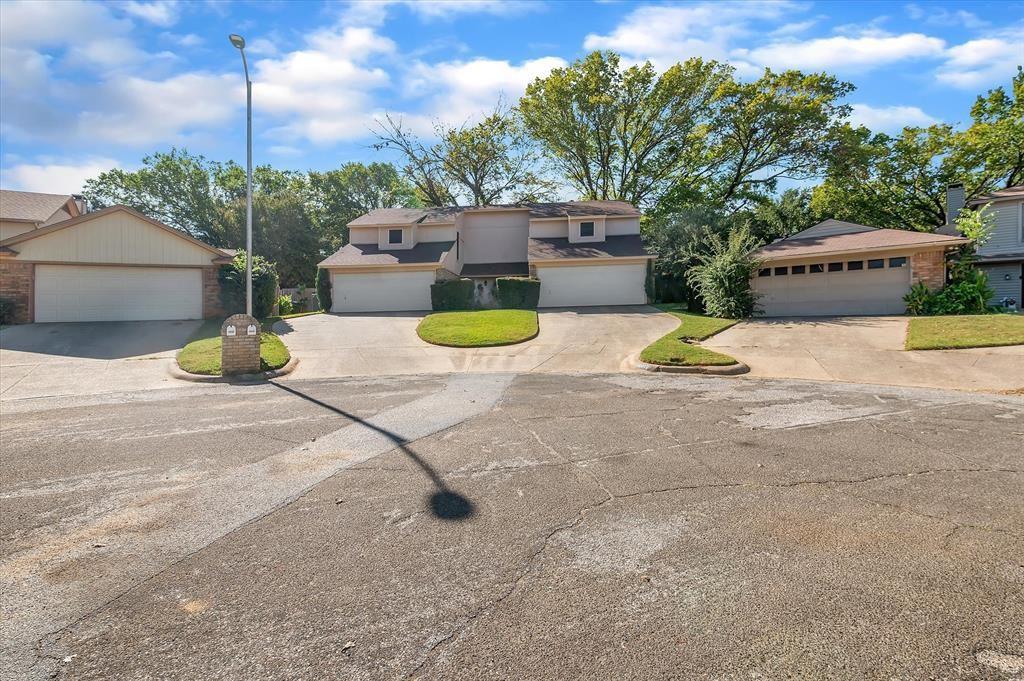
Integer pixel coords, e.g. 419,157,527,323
910,250,946,290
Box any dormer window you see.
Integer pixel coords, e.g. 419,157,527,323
388,228,403,245
579,221,595,238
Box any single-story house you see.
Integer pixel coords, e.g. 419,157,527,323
0,189,85,241
0,199,231,324
318,201,654,312
751,220,968,316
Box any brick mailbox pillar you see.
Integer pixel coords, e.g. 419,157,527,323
221,313,261,375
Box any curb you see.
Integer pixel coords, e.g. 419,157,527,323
631,356,750,375
168,356,299,384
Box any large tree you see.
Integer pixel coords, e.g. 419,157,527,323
373,105,552,207
308,162,419,251
519,51,851,210
812,67,1023,231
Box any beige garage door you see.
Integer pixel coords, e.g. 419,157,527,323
331,270,435,312
35,265,202,322
755,261,911,316
537,262,648,307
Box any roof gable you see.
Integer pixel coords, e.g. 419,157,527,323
788,219,878,240
0,190,75,224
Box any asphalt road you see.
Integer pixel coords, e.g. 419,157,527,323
1,373,1022,680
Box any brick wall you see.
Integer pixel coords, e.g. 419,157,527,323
202,266,226,319
220,313,261,375
910,250,946,290
0,260,33,323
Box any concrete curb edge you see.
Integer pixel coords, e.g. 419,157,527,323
168,356,299,383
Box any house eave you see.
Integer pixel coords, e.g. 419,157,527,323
755,239,968,264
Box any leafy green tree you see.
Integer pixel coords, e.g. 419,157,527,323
685,225,762,318
813,68,1023,231
740,188,822,244
316,267,332,312
220,192,319,287
519,52,851,210
642,207,732,306
374,105,551,206
218,251,279,319
308,162,418,250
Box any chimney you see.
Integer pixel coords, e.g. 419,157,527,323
945,183,964,227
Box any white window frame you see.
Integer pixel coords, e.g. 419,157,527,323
388,228,404,245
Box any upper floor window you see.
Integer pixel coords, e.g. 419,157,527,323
388,228,403,245
579,221,595,238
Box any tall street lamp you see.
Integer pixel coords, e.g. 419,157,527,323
229,33,253,316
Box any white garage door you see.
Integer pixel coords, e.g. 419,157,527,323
34,265,202,322
537,262,648,307
755,262,911,316
331,270,435,312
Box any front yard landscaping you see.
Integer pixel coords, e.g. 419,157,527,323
176,314,309,375
639,305,739,366
417,309,539,347
905,314,1024,350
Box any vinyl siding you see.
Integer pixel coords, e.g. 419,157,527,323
977,201,1023,257
461,211,529,264
0,221,35,241
13,212,215,266
980,263,1022,307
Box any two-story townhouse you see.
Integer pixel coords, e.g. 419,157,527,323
317,201,654,312
967,185,1023,308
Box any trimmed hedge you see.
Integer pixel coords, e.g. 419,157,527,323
316,267,332,312
495,277,540,309
431,278,475,311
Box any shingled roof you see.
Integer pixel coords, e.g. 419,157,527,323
348,201,641,227
319,241,454,267
528,234,652,260
754,225,968,261
0,190,75,224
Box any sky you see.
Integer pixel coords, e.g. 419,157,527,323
1,0,1022,195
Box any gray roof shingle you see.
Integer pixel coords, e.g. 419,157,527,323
319,241,454,267
0,190,73,223
753,228,967,260
528,234,652,261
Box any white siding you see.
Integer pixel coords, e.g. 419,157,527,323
14,212,214,266
605,216,641,235
462,211,529,264
331,270,435,312
536,262,648,307
418,224,456,242
981,263,1022,308
348,226,378,244
34,265,202,322
529,219,568,238
1,221,35,241
978,201,1024,257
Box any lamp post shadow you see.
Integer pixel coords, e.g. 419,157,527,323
269,381,475,521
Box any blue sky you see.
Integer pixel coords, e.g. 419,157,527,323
1,0,1021,195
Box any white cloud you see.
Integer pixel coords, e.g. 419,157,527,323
770,19,818,36
252,27,397,143
406,1,542,20
905,4,988,29
936,38,1021,89
848,103,938,132
403,56,567,126
738,32,946,71
583,1,799,72
1,157,122,194
117,1,180,27
163,32,203,48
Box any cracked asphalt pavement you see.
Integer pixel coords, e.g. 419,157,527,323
1,373,1022,680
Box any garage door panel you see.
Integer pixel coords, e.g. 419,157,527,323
331,270,434,312
756,267,910,316
35,265,202,322
537,263,647,307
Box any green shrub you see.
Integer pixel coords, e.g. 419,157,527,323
0,297,15,325
685,226,761,318
495,277,540,309
904,271,995,316
431,278,475,311
277,294,294,315
316,268,332,312
644,260,655,303
218,250,280,318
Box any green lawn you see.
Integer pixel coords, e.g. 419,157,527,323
177,316,291,375
417,309,539,347
905,314,1024,350
639,305,739,366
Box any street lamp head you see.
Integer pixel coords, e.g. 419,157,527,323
229,34,246,50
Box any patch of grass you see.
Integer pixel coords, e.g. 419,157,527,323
177,317,291,376
640,306,739,366
417,309,539,347
905,314,1024,350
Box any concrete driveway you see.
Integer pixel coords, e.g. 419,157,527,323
0,321,203,400
275,306,677,379
702,316,1024,392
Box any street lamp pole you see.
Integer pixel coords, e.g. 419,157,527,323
229,34,253,317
